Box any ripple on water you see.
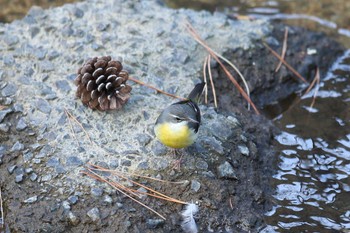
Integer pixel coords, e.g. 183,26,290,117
266,50,350,232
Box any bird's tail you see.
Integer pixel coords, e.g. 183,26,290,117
188,82,205,103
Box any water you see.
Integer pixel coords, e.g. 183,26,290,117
263,50,350,232
166,1,350,231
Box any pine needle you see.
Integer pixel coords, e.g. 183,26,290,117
206,55,218,109
83,163,192,220
129,76,185,100
186,22,258,114
263,42,308,83
0,187,4,228
203,55,208,104
275,27,289,72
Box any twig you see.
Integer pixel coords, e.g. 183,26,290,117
275,27,289,72
83,169,166,220
305,67,320,108
0,106,6,111
207,55,218,109
203,55,208,104
64,108,93,144
129,77,185,100
229,196,233,210
263,42,308,83
0,187,4,227
87,162,186,184
64,109,79,147
87,164,187,204
186,22,259,114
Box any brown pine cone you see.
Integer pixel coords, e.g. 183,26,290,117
74,56,132,111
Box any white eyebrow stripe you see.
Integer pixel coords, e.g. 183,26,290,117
170,114,185,120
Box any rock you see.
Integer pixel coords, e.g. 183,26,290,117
55,80,71,92
23,196,38,203
91,187,103,197
41,174,52,182
151,141,167,156
0,108,13,123
7,165,17,174
0,123,10,132
15,174,24,183
191,180,201,192
103,195,113,204
66,156,83,166
11,141,24,152
1,83,17,96
16,117,28,131
238,145,249,156
62,200,71,210
87,207,100,222
136,134,152,146
67,211,80,226
30,173,38,181
68,195,79,204
13,103,24,112
36,98,51,114
146,219,165,229
217,161,238,180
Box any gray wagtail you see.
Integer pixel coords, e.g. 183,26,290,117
154,82,205,149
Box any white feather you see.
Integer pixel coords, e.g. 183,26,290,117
181,203,199,233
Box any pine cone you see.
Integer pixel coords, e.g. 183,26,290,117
74,56,132,111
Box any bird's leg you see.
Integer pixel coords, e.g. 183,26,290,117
171,149,184,170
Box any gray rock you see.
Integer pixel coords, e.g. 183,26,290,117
0,123,10,132
198,136,224,155
41,174,52,182
196,160,208,170
3,97,12,105
146,219,165,229
3,34,19,46
23,151,34,161
67,211,80,226
217,161,238,180
15,174,24,183
30,172,38,181
8,165,17,174
18,75,33,85
151,141,167,156
191,180,201,192
37,145,53,158
136,134,152,146
1,83,17,96
11,141,24,152
34,48,47,60
238,145,249,156
47,157,60,167
55,80,71,92
73,7,84,18
3,55,15,66
91,187,103,197
68,195,79,204
137,161,149,170
0,108,13,123
103,195,113,204
36,98,51,114
16,118,28,131
87,207,100,222
62,200,71,210
40,60,55,72
66,156,83,166
23,196,38,203
13,103,24,112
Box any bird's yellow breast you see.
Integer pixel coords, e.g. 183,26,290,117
154,122,196,149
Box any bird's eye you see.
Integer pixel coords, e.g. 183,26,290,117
175,117,182,122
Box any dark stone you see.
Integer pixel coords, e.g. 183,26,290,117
73,7,84,18
3,55,15,66
68,195,79,205
0,108,13,123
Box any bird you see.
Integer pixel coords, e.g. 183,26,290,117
154,82,205,165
